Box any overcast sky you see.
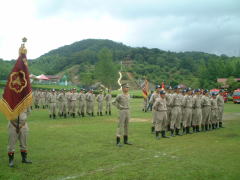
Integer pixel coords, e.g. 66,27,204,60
0,0,240,60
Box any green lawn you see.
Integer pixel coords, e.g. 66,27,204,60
0,99,240,180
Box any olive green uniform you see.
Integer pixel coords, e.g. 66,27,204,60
182,95,193,128
210,97,218,124
96,93,104,115
166,93,173,129
192,95,202,128
113,93,130,137
78,92,86,116
8,108,30,153
202,95,211,129
149,92,160,128
48,92,57,118
69,92,78,116
217,94,224,125
86,92,95,115
153,97,167,132
57,92,68,116
105,93,112,115
170,93,183,130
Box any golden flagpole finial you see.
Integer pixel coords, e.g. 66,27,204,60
22,37,27,43
19,37,27,55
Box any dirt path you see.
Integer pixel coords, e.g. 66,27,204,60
223,112,240,121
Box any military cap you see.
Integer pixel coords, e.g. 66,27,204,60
156,85,161,89
203,89,209,94
174,85,181,90
160,90,166,94
194,88,200,92
182,89,187,93
52,89,55,92
121,83,130,88
212,92,217,96
186,87,192,92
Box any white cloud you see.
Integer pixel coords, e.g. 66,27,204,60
0,0,240,59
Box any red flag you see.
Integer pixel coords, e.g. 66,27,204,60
161,81,165,90
0,42,32,120
142,79,149,99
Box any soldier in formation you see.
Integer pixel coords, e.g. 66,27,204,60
8,107,32,167
150,85,225,139
113,83,132,147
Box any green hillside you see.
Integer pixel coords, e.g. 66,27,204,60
1,39,240,89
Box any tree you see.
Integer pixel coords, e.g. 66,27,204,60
95,48,118,89
227,77,240,93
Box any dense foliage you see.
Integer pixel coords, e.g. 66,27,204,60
1,39,240,89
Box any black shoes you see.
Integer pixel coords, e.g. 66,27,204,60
21,152,32,164
124,135,133,145
161,131,169,138
175,129,182,136
156,131,160,139
151,126,155,134
8,153,14,168
171,129,175,137
116,137,122,147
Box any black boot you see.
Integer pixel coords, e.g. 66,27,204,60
49,114,52,118
171,129,175,137
193,126,196,133
116,137,122,147
151,126,155,134
124,135,133,145
156,131,160,139
64,114,67,118
21,152,32,164
91,112,94,117
167,125,170,131
175,129,182,136
196,125,200,132
97,112,99,116
105,111,108,115
109,111,111,115
209,124,212,130
161,131,169,138
219,122,224,128
100,112,103,116
186,127,192,134
201,124,205,132
53,114,56,119
182,127,186,134
8,152,14,168
81,112,85,117
205,124,208,131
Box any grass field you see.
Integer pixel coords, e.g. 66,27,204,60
0,97,240,180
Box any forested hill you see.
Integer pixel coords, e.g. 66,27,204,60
1,39,240,89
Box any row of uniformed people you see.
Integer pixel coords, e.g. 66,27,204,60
150,85,225,139
33,88,112,119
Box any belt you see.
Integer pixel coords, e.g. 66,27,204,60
10,121,26,130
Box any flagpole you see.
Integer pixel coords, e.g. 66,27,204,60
16,116,20,133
